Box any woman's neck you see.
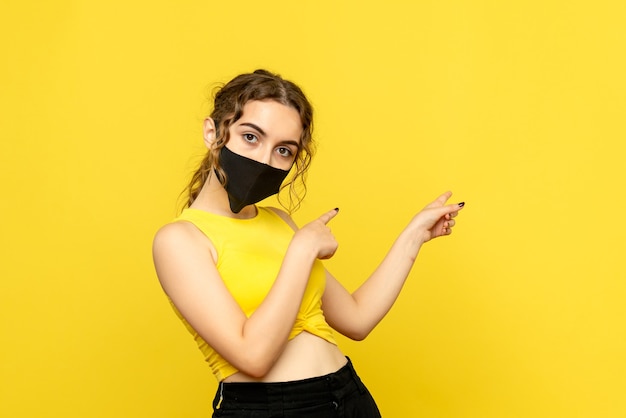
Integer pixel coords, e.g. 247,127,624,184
190,174,257,219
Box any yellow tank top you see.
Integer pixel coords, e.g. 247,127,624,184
171,207,337,381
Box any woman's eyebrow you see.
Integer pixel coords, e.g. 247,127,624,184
280,140,301,149
239,122,266,136
239,122,301,148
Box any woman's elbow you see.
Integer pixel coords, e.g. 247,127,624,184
329,318,373,341
233,353,276,378
351,331,370,341
341,326,371,342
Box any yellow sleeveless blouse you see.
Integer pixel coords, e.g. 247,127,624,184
171,207,336,381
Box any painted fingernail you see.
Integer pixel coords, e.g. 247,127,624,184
458,202,465,207
334,207,339,212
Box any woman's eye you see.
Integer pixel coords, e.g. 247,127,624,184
243,133,257,143
277,147,293,157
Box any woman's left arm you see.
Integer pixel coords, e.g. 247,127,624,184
322,191,464,340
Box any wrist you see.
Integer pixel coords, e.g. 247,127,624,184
288,235,319,264
397,227,425,257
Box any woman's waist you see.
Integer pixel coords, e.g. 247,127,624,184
215,357,365,412
224,332,347,383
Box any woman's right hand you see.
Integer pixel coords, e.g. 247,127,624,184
292,208,340,260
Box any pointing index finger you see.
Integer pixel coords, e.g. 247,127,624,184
319,208,339,225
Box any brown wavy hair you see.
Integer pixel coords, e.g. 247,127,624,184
183,69,315,213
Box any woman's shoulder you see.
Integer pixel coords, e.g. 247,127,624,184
153,219,219,269
153,219,208,253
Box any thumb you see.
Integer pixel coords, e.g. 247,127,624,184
318,208,340,225
425,191,453,209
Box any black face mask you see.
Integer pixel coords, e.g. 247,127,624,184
218,146,290,213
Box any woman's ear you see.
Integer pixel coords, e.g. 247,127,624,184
203,118,216,149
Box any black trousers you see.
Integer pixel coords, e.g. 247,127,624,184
212,358,381,417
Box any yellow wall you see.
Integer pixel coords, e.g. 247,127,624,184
2,1,625,417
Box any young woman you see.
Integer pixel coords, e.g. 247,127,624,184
153,69,464,417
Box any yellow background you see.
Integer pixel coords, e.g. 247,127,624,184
2,1,625,417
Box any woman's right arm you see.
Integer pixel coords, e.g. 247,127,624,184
152,209,338,378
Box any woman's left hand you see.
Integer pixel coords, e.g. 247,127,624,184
408,191,464,243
